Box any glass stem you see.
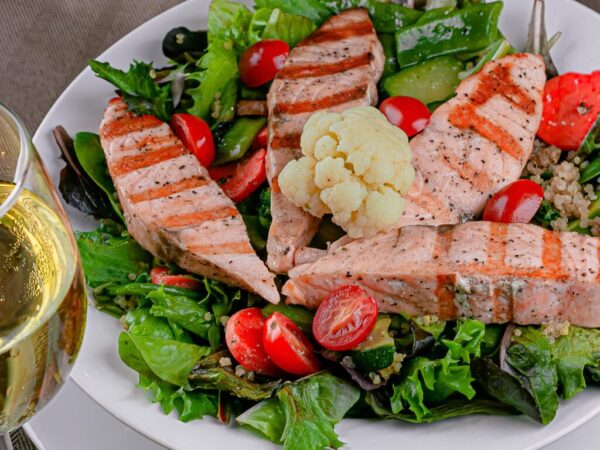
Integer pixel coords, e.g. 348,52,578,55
2,432,14,450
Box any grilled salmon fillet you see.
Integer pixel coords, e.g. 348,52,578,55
400,53,546,226
284,222,600,327
266,8,385,273
99,98,279,303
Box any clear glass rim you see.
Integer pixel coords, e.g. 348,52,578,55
0,103,32,220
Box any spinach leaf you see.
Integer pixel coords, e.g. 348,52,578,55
533,199,561,229
237,372,359,450
54,126,118,220
505,327,559,424
258,188,272,229
146,289,212,338
322,0,423,33
76,228,152,288
124,306,181,340
551,326,600,399
73,132,123,221
186,39,239,123
366,391,514,423
89,60,171,121
254,0,331,24
118,333,210,386
138,376,218,421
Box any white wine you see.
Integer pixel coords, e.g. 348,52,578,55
0,183,86,432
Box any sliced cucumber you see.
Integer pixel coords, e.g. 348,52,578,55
351,316,395,372
382,56,464,105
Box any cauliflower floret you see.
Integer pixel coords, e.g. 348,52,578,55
278,106,415,238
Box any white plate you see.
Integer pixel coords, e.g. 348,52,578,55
31,1,600,449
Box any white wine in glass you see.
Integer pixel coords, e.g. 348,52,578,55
0,103,86,434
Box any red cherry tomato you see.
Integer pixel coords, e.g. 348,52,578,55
263,312,321,376
208,148,267,203
170,113,215,167
239,40,289,88
537,71,600,150
252,127,268,150
225,308,281,376
379,96,431,137
312,285,378,351
150,267,202,290
483,179,544,223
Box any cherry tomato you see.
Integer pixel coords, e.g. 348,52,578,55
312,285,378,351
483,179,544,223
208,148,267,203
263,312,320,376
239,39,289,88
225,308,281,376
170,113,215,167
150,267,202,290
537,71,600,150
379,96,431,137
252,127,268,150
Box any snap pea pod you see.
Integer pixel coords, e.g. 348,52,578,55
322,0,423,33
105,283,204,301
395,2,503,67
458,39,514,80
213,117,267,165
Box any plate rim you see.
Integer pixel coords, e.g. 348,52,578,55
30,0,600,449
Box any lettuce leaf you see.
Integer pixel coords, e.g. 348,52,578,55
208,0,252,46
237,372,360,450
390,319,484,421
261,8,317,47
89,60,171,121
322,0,423,32
254,0,331,24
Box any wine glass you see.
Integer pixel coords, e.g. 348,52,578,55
0,103,87,444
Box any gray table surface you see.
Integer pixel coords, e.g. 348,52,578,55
1,0,600,449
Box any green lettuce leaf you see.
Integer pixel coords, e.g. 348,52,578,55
186,39,239,122
261,8,317,47
254,0,331,24
237,372,359,450
89,60,171,121
322,0,423,32
208,0,253,46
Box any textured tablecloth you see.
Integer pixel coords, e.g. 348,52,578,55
1,0,599,132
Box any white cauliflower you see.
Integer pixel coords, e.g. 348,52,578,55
278,106,415,238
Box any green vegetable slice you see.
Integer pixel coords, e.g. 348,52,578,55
214,117,267,165
352,316,395,372
383,56,464,105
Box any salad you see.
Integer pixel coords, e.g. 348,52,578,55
52,0,600,449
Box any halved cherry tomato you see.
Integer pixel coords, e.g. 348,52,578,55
239,39,289,88
483,179,544,223
225,308,281,376
170,113,215,167
208,148,267,203
312,285,378,351
537,71,600,150
263,312,320,376
379,95,431,137
252,127,268,150
150,267,202,290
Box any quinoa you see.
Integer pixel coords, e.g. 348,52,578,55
525,139,600,235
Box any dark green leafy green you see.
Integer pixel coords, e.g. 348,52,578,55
505,327,559,424
576,113,600,160
395,2,502,67
89,60,171,121
533,199,561,229
76,227,152,288
119,333,211,386
458,39,514,80
73,132,123,221
579,153,600,183
146,289,212,338
322,0,423,33
237,372,359,450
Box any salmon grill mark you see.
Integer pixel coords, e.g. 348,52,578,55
278,53,373,79
160,207,239,229
487,222,509,268
270,133,301,150
491,286,511,323
119,133,177,153
433,228,458,319
187,241,254,255
102,114,163,140
449,104,523,160
271,176,281,193
273,85,368,114
110,144,186,177
539,230,566,278
297,21,374,47
437,146,495,191
448,59,536,160
129,177,210,203
406,190,451,221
